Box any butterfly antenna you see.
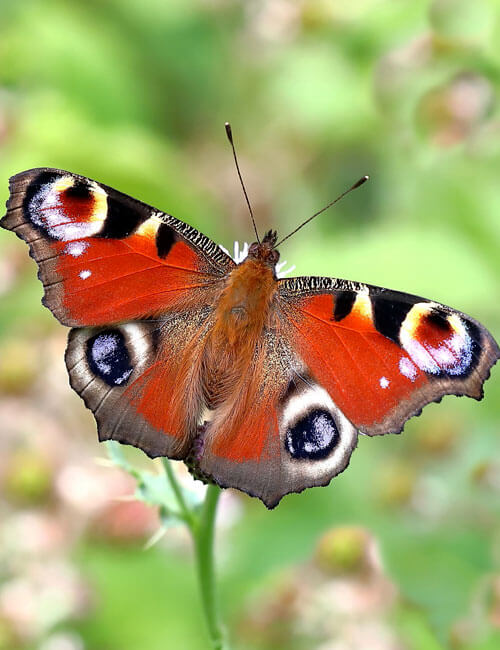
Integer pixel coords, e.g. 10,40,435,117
225,122,260,244
275,175,370,248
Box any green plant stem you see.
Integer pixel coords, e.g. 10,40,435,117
162,461,228,649
192,484,227,650
161,458,194,526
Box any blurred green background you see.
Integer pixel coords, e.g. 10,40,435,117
0,1,499,649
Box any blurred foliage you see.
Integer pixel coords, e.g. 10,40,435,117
0,0,499,649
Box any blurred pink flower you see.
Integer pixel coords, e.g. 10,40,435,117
1,511,67,559
0,560,89,641
90,498,159,544
241,526,403,650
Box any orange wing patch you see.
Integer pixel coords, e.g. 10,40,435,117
57,237,210,325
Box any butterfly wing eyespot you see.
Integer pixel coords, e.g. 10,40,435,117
86,329,134,387
285,410,339,460
279,276,500,438
2,168,234,327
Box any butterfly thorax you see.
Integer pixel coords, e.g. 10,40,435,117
211,256,277,347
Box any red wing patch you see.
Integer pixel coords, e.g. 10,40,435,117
2,168,233,326
287,293,428,431
47,236,213,325
208,394,278,463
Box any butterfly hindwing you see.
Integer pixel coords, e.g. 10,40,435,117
2,168,234,327
279,276,500,437
65,307,214,459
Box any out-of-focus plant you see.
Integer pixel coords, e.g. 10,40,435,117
240,525,403,650
106,441,228,650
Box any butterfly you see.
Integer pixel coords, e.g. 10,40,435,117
2,144,499,508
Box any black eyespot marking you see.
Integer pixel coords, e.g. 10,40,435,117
87,330,133,387
373,296,424,344
463,319,482,375
98,195,150,239
285,409,339,460
426,309,451,331
23,171,60,231
333,291,356,321
64,181,92,201
156,223,176,258
440,318,481,379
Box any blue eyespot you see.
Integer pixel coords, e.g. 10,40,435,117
87,330,133,387
285,410,339,460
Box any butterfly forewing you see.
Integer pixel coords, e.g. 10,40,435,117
2,168,234,327
278,276,500,437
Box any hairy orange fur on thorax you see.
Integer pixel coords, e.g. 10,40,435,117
214,258,276,342
203,258,277,407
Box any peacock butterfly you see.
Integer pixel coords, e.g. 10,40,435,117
2,129,499,507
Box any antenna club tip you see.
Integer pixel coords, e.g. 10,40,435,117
224,122,233,141
351,175,370,190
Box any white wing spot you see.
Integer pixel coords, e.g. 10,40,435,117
379,376,390,389
401,338,440,374
28,179,105,241
65,241,88,257
399,357,418,381
79,270,92,280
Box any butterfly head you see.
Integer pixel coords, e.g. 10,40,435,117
247,229,280,267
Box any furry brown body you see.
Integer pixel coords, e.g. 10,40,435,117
201,239,279,422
